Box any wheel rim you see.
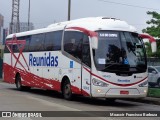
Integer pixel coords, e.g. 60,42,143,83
17,80,21,88
16,75,21,89
64,84,71,98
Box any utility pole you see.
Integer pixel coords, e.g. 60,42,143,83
10,0,20,34
68,0,71,21
28,0,30,31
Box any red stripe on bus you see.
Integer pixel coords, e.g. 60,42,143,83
3,63,90,96
83,67,147,87
66,27,97,37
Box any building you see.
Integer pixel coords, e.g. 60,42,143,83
9,22,34,33
0,13,4,75
0,14,4,27
20,22,34,32
0,14,4,44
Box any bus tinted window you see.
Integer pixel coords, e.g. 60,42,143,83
4,39,11,53
29,34,45,52
23,36,31,52
64,31,83,60
44,31,62,51
4,37,31,53
12,36,26,53
82,35,91,67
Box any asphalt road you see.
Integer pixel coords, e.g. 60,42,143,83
0,82,160,120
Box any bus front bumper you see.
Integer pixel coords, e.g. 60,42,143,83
91,88,148,98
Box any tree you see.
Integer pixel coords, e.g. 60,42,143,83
142,11,160,37
143,11,160,57
144,42,160,57
145,42,152,57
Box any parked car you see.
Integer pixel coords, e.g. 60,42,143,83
148,66,160,87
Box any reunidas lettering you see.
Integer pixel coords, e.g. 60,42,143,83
29,52,58,67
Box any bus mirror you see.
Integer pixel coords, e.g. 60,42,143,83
91,37,98,49
139,33,157,53
151,41,157,53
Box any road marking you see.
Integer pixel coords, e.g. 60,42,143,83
24,96,106,119
26,95,81,111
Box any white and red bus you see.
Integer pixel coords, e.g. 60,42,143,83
3,17,156,100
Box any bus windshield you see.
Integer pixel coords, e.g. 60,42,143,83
93,31,147,73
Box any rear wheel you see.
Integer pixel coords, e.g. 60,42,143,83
62,80,72,100
15,74,30,91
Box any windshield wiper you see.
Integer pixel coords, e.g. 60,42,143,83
126,42,137,56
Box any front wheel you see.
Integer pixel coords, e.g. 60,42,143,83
62,80,72,100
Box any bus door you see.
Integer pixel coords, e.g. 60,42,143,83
63,31,83,95
71,33,91,96
63,30,91,96
81,34,91,96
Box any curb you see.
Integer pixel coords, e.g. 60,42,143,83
0,79,3,82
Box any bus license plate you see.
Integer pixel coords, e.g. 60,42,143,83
120,90,129,95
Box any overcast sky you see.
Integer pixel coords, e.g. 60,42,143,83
0,0,160,33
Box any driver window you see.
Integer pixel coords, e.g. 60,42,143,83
64,31,83,60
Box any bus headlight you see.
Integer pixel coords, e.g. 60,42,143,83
138,81,148,87
92,78,108,87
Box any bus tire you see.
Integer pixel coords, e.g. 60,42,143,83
62,79,72,100
15,74,30,91
15,74,23,90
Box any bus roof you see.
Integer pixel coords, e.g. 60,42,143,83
49,17,137,32
7,17,137,39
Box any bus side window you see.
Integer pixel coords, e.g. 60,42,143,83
5,38,21,53
44,31,62,51
53,31,62,50
64,31,83,60
29,34,45,52
4,39,11,53
82,34,91,67
44,32,54,51
13,36,26,53
23,36,31,52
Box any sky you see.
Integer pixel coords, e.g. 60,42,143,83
0,0,160,33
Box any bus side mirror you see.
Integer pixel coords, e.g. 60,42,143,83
139,33,157,53
91,37,98,49
151,41,157,53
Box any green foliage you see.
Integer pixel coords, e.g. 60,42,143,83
145,42,152,57
142,11,160,37
156,41,160,57
148,88,160,98
145,42,156,57
145,41,160,57
143,11,160,57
